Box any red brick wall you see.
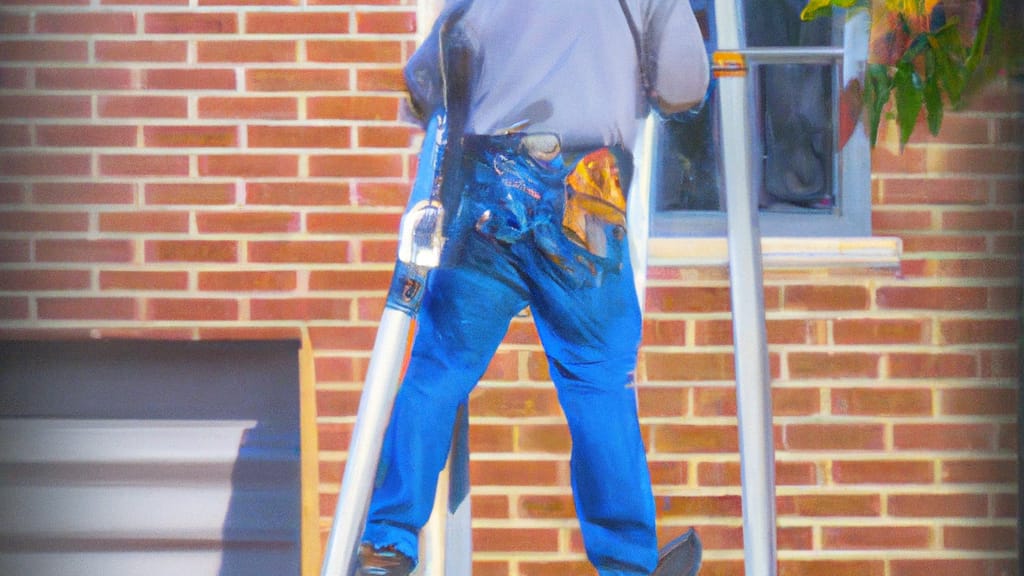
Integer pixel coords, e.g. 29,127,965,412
0,2,1020,575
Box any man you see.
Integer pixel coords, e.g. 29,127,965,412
359,1,708,574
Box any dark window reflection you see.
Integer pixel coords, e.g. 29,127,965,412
656,0,840,215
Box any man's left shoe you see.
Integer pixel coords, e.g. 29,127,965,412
355,543,415,576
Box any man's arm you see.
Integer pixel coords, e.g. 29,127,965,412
403,0,474,124
641,0,710,115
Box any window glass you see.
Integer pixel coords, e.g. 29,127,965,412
652,0,870,238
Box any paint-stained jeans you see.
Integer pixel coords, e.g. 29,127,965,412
363,134,658,576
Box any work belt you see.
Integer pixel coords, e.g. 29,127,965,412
458,132,631,288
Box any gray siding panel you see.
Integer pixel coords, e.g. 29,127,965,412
0,341,302,576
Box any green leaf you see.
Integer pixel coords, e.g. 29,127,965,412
863,63,893,147
893,61,924,148
800,0,865,21
923,50,944,135
900,32,932,63
930,28,966,104
801,0,836,20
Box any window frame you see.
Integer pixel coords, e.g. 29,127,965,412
648,7,874,240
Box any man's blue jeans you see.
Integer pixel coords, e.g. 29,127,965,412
363,136,658,575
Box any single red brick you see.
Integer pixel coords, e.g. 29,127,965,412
788,352,880,379
876,282,987,307
889,559,993,576
831,388,932,416
0,269,91,291
889,352,978,378
659,494,744,517
645,351,735,381
145,182,236,205
35,12,137,34
145,240,238,263
36,125,137,148
100,154,190,176
469,460,561,486
98,95,188,118
783,285,870,311
879,177,990,205
469,387,561,418
0,95,91,118
0,153,90,176
306,212,401,234
780,494,881,517
833,318,929,345
354,10,415,34
645,286,732,313
307,39,402,63
307,325,378,351
872,208,933,232
0,40,88,62
893,423,997,451
783,423,885,451
253,297,352,321
943,525,1018,551
940,387,1018,416
307,95,399,120
823,525,931,550
247,125,351,149
147,298,238,321
889,493,988,517
99,210,191,233
0,210,89,233
37,297,136,320
520,491,577,518
941,458,1017,484
245,68,348,91
0,297,30,320
198,154,298,177
144,126,237,148
652,424,739,453
142,68,236,90
37,182,143,205
0,124,30,148
36,239,134,263
468,424,514,452
309,154,403,178
832,460,934,484
198,270,297,292
197,96,298,119
100,270,188,290
901,234,989,254
941,318,1020,344
517,424,571,453
35,67,134,90
308,269,390,290
246,182,349,205
245,11,349,34
198,41,297,63
144,12,237,34
196,211,300,233
95,40,188,62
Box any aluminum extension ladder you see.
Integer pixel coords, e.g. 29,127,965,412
319,0,786,572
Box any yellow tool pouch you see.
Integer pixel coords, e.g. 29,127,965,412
562,148,628,260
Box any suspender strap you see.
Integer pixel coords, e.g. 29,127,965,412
617,0,651,96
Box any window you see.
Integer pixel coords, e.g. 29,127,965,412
649,0,872,239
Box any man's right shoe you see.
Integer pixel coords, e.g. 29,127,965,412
355,543,415,576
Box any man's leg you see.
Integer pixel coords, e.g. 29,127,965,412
363,232,529,564
521,239,658,575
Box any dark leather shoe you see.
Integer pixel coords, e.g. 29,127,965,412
355,543,414,576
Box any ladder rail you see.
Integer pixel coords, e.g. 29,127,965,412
713,0,779,574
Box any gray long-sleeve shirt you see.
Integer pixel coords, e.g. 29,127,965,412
405,0,710,152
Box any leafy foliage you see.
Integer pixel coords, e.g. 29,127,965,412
801,0,1004,148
